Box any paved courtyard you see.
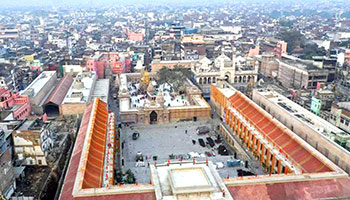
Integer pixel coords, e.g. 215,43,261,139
120,120,266,183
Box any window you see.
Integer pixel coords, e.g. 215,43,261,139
38,160,42,165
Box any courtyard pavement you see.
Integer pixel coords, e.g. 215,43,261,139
120,120,266,183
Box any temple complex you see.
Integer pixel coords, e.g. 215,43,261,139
59,80,350,200
118,71,211,124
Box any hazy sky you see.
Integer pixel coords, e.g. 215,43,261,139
1,0,225,8
0,0,345,9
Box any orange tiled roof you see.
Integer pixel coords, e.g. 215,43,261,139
59,100,157,200
82,98,108,188
228,92,332,173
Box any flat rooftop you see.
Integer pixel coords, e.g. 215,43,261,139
20,71,56,97
62,72,96,104
92,79,109,103
256,89,343,136
280,55,319,71
151,162,234,199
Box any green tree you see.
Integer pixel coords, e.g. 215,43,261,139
279,20,294,28
279,30,305,54
156,65,193,92
300,43,327,59
125,169,135,184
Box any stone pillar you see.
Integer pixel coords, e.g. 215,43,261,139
243,127,248,144
240,121,244,139
229,111,232,128
232,115,235,130
252,135,256,153
284,165,290,174
265,149,271,168
270,154,276,174
235,120,238,134
277,160,282,174
247,131,252,148
260,144,266,163
230,112,234,129
256,139,261,157
241,122,246,140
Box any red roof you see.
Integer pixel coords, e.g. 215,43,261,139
228,178,350,200
228,92,332,173
82,99,108,188
44,75,73,106
59,103,93,200
59,100,156,200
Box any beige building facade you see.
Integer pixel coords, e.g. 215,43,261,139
252,88,350,174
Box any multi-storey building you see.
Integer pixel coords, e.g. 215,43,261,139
0,88,31,120
12,118,54,166
60,71,97,115
86,52,131,78
252,88,350,174
277,55,329,89
192,54,258,97
20,71,57,114
0,128,15,199
330,102,350,149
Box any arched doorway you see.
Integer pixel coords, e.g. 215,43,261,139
44,103,59,117
150,111,158,124
224,72,231,82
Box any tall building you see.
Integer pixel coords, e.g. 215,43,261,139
277,55,329,89
274,41,287,58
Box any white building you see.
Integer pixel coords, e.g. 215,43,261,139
192,54,258,96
